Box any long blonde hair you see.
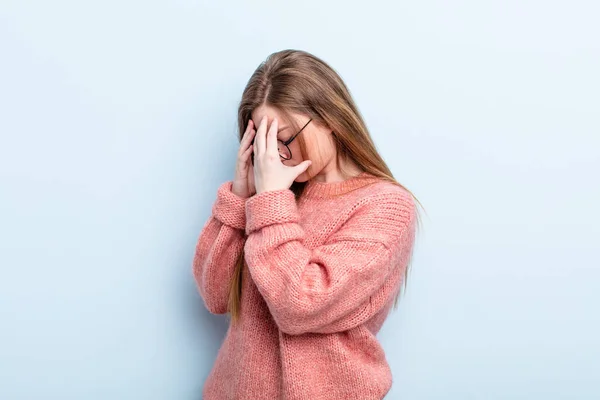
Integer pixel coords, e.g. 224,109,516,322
228,49,420,321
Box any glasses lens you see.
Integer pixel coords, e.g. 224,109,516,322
278,140,291,160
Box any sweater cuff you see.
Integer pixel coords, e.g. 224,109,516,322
212,181,247,230
245,189,299,235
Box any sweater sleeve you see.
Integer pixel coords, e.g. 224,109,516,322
192,181,247,314
243,188,416,335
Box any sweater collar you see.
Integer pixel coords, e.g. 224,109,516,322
302,171,380,199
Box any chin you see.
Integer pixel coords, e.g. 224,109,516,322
294,171,310,183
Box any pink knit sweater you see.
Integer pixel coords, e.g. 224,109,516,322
193,172,416,400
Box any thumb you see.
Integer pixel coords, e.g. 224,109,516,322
292,160,312,177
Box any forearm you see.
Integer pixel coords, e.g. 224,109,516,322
193,217,245,314
192,181,248,314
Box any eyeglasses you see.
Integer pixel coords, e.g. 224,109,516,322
251,118,312,163
278,118,312,160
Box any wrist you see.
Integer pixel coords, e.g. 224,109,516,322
231,182,250,198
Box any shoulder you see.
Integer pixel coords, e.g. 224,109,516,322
339,179,417,243
355,179,416,219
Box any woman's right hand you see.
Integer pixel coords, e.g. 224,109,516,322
231,120,256,198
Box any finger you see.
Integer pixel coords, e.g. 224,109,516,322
266,117,279,157
241,128,256,152
240,121,255,148
240,144,253,163
244,119,253,135
238,120,252,148
237,132,254,169
292,160,312,177
237,146,252,167
242,120,254,143
254,115,268,156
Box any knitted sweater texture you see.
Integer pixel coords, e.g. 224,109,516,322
193,172,416,400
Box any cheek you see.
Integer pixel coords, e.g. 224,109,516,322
287,142,304,164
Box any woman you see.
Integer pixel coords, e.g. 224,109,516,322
193,49,418,400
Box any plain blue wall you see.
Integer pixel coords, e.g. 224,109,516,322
1,1,598,399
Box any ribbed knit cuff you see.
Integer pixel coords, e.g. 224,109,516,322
212,181,247,230
245,189,299,235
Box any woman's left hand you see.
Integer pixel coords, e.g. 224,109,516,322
253,116,312,195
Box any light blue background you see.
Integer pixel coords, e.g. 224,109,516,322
1,1,598,399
